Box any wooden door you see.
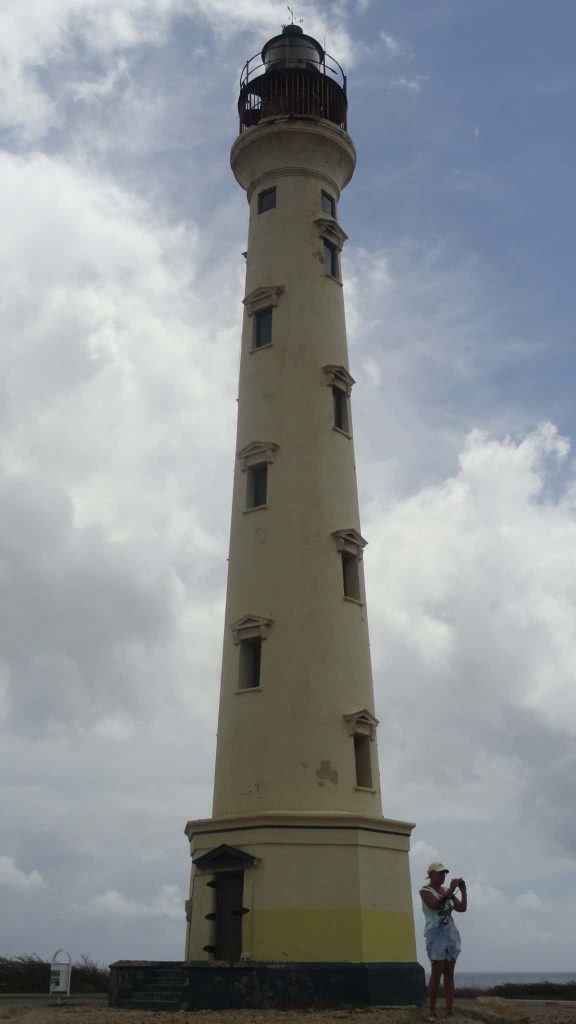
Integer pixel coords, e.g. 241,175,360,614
214,871,244,960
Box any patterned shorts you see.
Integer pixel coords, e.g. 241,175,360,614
425,921,462,962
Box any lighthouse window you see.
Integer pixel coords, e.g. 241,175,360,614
258,187,276,213
341,551,361,602
324,240,339,279
332,386,350,434
354,734,373,789
246,463,268,509
253,306,273,348
322,191,336,218
238,636,262,689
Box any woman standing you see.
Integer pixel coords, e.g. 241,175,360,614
420,861,467,1022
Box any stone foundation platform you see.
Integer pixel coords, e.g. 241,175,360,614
109,959,426,1010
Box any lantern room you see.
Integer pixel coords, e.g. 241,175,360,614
238,25,348,133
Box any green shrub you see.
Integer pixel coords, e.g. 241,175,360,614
489,981,576,1001
447,981,576,1001
0,954,109,994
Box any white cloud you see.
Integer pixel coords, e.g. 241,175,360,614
515,890,544,912
346,241,502,381
370,422,575,718
410,840,439,884
0,665,10,721
365,422,576,858
389,75,428,93
0,856,46,892
344,239,550,513
0,149,243,733
0,0,188,140
70,58,129,102
0,148,240,507
91,715,134,741
83,883,182,919
380,32,404,58
466,879,504,910
136,848,169,865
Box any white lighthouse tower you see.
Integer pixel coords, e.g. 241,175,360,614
184,24,424,1005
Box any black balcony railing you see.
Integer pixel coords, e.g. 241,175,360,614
238,51,347,133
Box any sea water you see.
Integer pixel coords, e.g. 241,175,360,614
454,972,576,990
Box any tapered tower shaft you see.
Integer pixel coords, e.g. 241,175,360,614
213,114,382,819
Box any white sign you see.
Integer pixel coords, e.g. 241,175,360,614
49,950,72,996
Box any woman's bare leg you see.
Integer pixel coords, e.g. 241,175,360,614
428,961,444,1020
444,959,456,1015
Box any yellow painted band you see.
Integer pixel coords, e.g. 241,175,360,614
248,909,417,962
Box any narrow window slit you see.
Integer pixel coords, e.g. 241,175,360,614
342,551,361,601
324,240,339,278
354,734,373,788
253,306,273,348
238,637,262,690
322,190,336,218
246,463,267,509
332,386,349,433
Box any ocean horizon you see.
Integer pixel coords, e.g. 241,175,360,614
452,971,575,989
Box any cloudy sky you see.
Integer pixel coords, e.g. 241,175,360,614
1,0,575,975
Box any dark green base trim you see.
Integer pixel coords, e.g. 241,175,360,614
109,960,426,1010
181,961,426,1009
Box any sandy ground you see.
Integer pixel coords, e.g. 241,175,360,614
0,1002,575,1024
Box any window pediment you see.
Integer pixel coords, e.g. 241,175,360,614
314,218,348,251
230,614,273,644
237,440,279,472
332,528,368,560
343,708,379,740
323,364,356,395
243,286,285,315
193,843,256,870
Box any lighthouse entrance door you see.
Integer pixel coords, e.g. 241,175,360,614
214,870,244,960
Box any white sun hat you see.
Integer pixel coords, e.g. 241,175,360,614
427,862,449,874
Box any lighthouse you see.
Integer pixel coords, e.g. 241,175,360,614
184,24,424,1005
